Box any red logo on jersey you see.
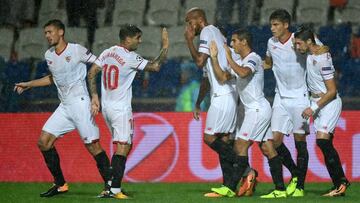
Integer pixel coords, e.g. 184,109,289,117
243,133,248,137
65,56,71,62
207,127,212,131
47,60,52,65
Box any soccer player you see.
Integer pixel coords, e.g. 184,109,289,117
184,8,256,197
293,26,350,197
87,24,169,199
209,29,286,198
263,9,309,197
14,19,111,197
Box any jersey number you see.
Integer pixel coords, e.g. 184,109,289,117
103,64,119,90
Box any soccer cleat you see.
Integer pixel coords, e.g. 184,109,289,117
97,190,130,199
238,169,258,196
211,186,236,197
291,188,304,197
204,192,223,198
286,177,298,195
260,190,287,198
323,181,350,197
40,183,69,197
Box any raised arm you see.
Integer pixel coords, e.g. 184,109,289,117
184,25,208,68
223,44,252,78
209,41,232,83
14,74,53,94
193,76,210,120
87,63,102,115
144,28,169,72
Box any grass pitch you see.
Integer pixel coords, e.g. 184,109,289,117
0,182,359,203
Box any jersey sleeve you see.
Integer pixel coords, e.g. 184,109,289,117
198,28,211,55
266,39,272,57
77,44,97,63
94,51,104,68
228,58,242,78
319,54,335,80
243,54,259,73
128,52,149,71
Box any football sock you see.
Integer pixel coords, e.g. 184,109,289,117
209,138,238,163
111,154,127,189
276,143,298,177
295,141,308,189
229,156,249,191
41,147,65,186
219,154,233,187
94,151,111,186
316,139,346,187
268,155,285,190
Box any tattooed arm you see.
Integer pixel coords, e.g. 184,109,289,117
87,64,102,115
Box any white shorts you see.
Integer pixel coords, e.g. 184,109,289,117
271,93,310,135
313,96,342,134
205,92,237,135
102,106,134,144
42,96,99,144
236,101,273,142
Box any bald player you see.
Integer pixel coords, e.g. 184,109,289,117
184,8,256,197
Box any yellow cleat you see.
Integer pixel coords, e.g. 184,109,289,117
292,188,304,197
113,192,130,199
260,190,287,198
211,186,236,197
286,177,298,195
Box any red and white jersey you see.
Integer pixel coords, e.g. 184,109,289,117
230,52,269,109
45,43,97,103
266,33,308,98
306,51,335,94
95,46,148,110
199,25,236,97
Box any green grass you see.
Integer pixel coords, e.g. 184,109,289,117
0,182,359,203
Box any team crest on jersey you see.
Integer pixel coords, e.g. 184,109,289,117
136,55,143,62
65,56,71,62
272,46,277,49
46,60,52,65
313,60,317,66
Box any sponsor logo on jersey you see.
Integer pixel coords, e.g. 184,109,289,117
199,40,207,45
322,66,332,71
248,60,256,67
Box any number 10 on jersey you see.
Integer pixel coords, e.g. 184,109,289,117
103,64,119,90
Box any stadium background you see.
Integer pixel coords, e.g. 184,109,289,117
1,0,360,185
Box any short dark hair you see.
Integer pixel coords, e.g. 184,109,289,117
119,24,142,41
232,29,253,49
294,25,316,43
43,19,65,34
269,9,291,25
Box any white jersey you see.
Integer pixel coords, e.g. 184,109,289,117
45,43,97,104
306,51,335,94
266,33,308,98
95,45,148,110
230,52,268,109
199,25,236,96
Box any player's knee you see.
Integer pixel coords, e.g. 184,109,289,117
37,138,51,151
203,134,216,146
